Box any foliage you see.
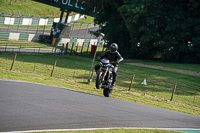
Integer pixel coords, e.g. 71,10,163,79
83,0,200,63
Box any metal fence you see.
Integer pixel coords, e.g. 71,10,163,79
0,41,106,55
0,12,99,39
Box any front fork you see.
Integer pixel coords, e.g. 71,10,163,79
101,67,108,82
102,68,113,87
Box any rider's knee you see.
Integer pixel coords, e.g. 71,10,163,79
95,64,100,72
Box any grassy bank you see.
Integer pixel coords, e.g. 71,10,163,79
0,0,75,18
0,52,199,116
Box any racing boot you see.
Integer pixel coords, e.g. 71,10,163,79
112,79,116,86
112,74,117,86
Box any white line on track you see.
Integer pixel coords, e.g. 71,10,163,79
1,127,200,133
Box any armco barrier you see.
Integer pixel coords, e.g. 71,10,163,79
0,14,85,25
0,32,104,46
0,32,9,40
19,33,29,41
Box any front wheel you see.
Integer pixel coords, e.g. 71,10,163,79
96,71,103,89
103,88,112,97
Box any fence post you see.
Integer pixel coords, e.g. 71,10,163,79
81,42,84,54
19,45,21,51
50,60,57,77
61,43,64,55
10,53,17,71
7,13,12,32
5,43,7,51
86,43,90,53
170,84,177,101
64,42,68,55
71,42,74,54
26,14,31,34
76,42,79,53
128,75,135,91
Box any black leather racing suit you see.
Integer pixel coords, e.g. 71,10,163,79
95,50,124,83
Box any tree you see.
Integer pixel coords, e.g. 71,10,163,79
83,0,200,63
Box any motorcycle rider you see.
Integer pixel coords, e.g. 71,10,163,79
95,43,123,86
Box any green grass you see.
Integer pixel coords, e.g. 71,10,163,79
0,41,55,49
0,0,76,18
0,0,95,24
0,24,53,29
0,51,199,117
73,16,95,24
125,59,200,72
30,128,180,133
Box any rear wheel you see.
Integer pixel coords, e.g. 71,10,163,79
96,71,103,89
103,88,112,97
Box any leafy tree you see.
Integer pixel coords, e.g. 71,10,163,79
83,0,200,63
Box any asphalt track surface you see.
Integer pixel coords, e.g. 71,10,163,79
0,79,200,132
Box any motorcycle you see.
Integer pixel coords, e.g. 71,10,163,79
96,59,114,97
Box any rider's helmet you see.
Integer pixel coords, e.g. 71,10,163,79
109,43,118,54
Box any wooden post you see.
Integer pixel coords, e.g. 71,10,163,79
170,84,177,101
128,75,135,91
50,60,57,77
10,53,17,71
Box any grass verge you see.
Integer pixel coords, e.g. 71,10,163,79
0,52,199,117
0,0,76,18
30,128,180,133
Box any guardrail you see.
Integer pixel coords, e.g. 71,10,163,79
0,12,100,39
0,12,85,25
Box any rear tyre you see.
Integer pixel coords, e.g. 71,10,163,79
103,88,112,97
96,71,103,89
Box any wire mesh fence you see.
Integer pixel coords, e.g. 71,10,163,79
0,42,106,54
116,69,200,107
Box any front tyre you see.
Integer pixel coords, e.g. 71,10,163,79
103,88,112,97
96,71,103,89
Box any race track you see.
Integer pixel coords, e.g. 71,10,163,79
0,79,200,132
